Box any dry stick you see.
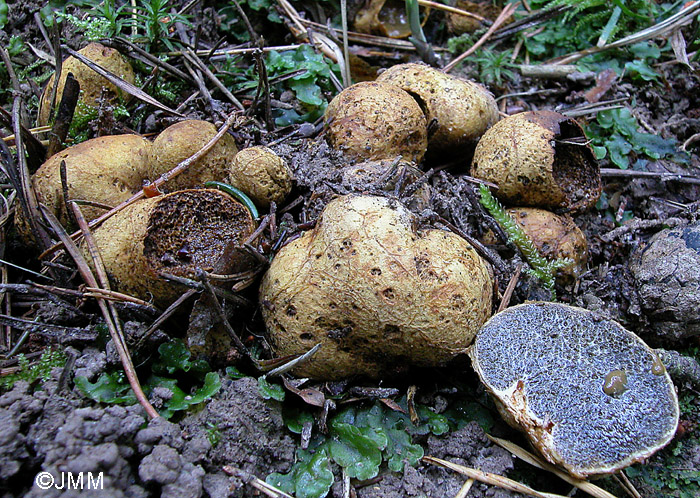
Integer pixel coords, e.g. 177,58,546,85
196,270,252,363
82,287,159,311
43,205,159,419
340,0,351,87
486,435,618,498
182,48,245,110
418,0,488,22
223,466,293,498
109,37,194,83
0,107,47,170
443,2,520,73
497,264,522,313
455,479,475,498
39,112,240,260
613,472,642,498
47,73,80,157
134,289,198,351
422,456,571,498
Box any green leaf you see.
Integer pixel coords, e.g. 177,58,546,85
283,405,316,434
290,77,324,106
154,339,211,378
385,427,424,472
329,421,384,480
629,41,660,60
593,145,608,159
0,1,7,30
605,133,633,169
258,376,286,401
624,60,659,81
225,366,246,379
267,448,333,498
75,372,135,404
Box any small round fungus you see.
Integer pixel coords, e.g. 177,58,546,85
470,302,679,478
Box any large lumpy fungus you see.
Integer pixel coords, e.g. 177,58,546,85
471,111,601,212
470,303,679,478
38,42,134,126
630,221,700,342
377,63,498,156
260,194,494,380
149,119,239,191
324,81,428,163
85,189,255,307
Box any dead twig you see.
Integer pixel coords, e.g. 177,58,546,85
422,455,572,498
497,264,521,313
42,205,159,419
223,466,293,498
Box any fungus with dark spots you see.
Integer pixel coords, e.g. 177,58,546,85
37,42,135,126
324,82,428,163
469,302,679,478
471,111,601,212
260,194,493,380
377,62,498,157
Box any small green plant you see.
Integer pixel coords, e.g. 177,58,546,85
479,185,572,299
585,107,687,169
529,0,660,46
473,49,517,86
132,0,190,51
0,0,7,30
223,44,340,126
267,398,450,498
76,339,221,419
0,348,66,391
205,422,222,447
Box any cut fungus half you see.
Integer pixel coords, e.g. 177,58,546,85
469,302,679,478
472,111,601,212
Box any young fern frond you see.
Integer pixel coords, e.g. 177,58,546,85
479,185,572,300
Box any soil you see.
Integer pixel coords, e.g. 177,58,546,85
1,1,700,497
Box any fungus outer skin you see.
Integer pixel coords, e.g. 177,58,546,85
471,302,679,477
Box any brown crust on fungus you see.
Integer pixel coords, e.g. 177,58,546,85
16,134,151,243
324,82,428,163
469,302,679,478
260,194,493,380
630,221,700,341
377,63,498,156
471,111,601,212
228,146,293,208
86,189,254,307
148,120,238,191
38,42,135,126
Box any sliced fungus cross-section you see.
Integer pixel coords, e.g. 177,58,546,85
469,302,679,478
